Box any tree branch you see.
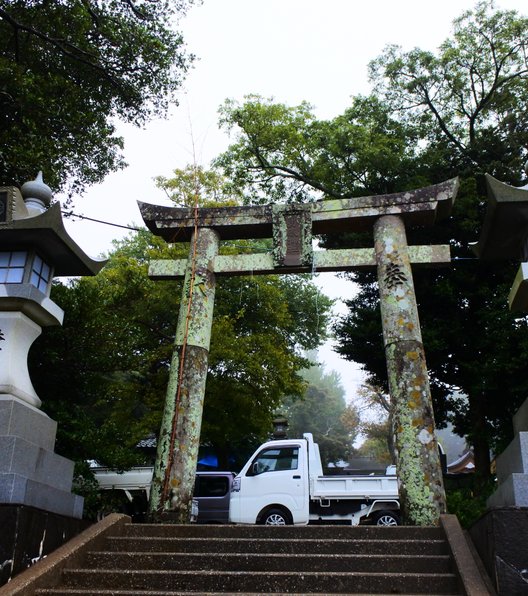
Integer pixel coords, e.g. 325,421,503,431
0,6,125,91
419,83,469,155
251,145,359,200
122,0,155,21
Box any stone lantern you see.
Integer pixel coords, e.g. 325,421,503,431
0,174,105,519
272,415,289,439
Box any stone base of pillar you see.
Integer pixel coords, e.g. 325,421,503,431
470,508,528,594
0,397,83,519
487,398,528,509
0,504,89,587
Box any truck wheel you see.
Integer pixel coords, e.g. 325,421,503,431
262,508,291,525
373,510,400,526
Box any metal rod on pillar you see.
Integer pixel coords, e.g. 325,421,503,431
149,228,220,522
374,214,446,526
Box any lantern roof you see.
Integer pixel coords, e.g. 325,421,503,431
0,185,105,276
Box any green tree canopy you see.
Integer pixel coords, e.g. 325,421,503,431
369,0,528,181
351,384,396,465
155,164,242,208
336,1,528,477
217,94,423,203
0,0,195,196
281,359,359,466
30,231,181,470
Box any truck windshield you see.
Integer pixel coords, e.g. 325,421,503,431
248,446,299,475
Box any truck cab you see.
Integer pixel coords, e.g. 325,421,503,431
229,440,309,525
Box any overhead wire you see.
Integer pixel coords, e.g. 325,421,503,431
62,210,142,231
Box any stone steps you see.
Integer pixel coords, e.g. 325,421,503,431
85,551,453,573
31,522,464,595
42,569,460,594
119,523,445,539
104,535,451,556
34,592,441,596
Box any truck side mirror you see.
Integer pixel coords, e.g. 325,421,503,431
252,462,260,475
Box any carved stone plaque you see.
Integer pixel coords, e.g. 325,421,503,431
271,204,313,269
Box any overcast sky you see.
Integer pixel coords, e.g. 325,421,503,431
60,0,527,401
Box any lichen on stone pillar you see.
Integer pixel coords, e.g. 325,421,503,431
374,214,446,526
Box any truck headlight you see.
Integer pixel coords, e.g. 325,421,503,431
231,477,241,492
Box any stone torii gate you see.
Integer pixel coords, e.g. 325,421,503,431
139,178,458,525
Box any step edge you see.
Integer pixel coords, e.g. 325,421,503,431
86,550,452,560
63,568,459,577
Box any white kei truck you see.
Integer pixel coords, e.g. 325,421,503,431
229,433,400,526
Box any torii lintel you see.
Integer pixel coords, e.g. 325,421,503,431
138,178,458,242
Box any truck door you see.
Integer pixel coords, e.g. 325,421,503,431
237,444,308,524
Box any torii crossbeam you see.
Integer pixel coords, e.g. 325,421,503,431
139,178,458,525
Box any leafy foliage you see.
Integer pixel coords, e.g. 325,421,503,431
336,2,528,476
0,0,195,196
155,164,242,208
203,273,332,468
30,231,179,469
445,477,496,528
369,0,528,182
217,95,424,203
353,384,395,465
281,360,359,465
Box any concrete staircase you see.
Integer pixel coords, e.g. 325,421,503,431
3,514,492,595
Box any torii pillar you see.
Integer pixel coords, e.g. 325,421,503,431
140,178,458,525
